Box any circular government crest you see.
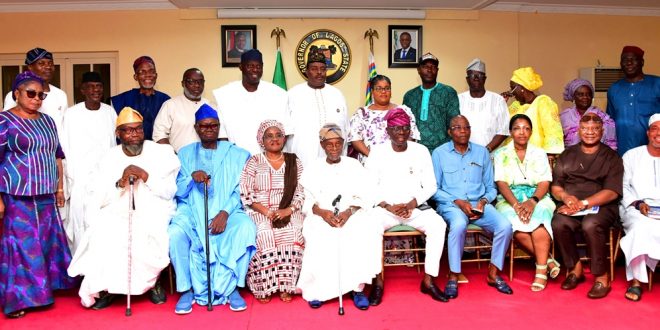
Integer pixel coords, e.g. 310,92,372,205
295,29,351,84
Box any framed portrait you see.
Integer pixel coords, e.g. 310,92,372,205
221,25,257,67
388,25,422,68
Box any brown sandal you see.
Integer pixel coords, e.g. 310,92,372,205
257,296,272,304
279,292,293,303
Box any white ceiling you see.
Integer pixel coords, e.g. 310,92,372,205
1,0,659,15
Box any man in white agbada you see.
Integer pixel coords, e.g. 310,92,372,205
364,108,448,305
298,124,381,310
286,52,349,168
213,49,288,155
620,113,660,302
458,59,509,151
153,68,210,153
61,72,117,254
67,107,180,309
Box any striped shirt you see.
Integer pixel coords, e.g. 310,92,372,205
0,111,64,196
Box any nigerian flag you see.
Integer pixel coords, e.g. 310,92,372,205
272,48,287,90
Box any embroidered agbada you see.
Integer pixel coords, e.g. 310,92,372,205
402,83,460,153
213,80,289,155
240,153,305,298
619,146,660,282
0,111,74,315
152,95,210,152
67,141,180,307
168,141,256,305
508,95,565,155
286,83,349,168
61,102,117,253
458,90,510,148
297,156,381,301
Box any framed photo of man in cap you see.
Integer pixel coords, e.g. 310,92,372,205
221,25,257,67
388,25,422,68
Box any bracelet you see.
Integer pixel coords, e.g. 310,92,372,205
632,200,644,210
290,206,296,213
530,196,539,203
57,189,64,192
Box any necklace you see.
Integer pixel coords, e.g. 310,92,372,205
264,152,284,162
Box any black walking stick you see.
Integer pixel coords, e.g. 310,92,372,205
204,175,213,311
126,176,136,317
332,194,344,316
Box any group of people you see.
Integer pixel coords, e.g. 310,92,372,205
0,44,658,319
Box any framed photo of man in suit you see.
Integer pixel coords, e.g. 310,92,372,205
221,25,257,67
388,25,422,68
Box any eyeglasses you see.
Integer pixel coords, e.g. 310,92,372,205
23,89,48,100
579,127,602,133
198,123,219,131
466,73,486,79
507,85,519,95
389,125,411,133
373,86,391,92
118,126,144,135
264,133,285,140
184,79,205,85
450,125,471,131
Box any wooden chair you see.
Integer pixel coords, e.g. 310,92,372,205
382,224,425,279
508,237,555,280
574,226,622,281
461,224,492,269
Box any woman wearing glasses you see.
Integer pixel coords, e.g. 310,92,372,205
348,75,420,163
0,71,75,318
503,67,564,164
240,120,305,304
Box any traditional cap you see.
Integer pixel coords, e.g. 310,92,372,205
466,58,485,73
133,56,155,72
562,78,594,101
319,123,343,141
419,53,439,66
649,113,660,127
383,108,411,127
241,49,262,63
195,104,219,122
257,119,286,149
307,51,326,66
116,107,143,128
25,47,53,65
621,45,644,58
511,67,543,91
82,71,102,84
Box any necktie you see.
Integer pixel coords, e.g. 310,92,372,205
402,50,406,58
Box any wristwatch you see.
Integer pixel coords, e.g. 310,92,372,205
530,196,539,203
581,200,589,208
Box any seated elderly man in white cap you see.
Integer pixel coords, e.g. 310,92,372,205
458,58,509,152
619,113,660,302
67,107,181,310
298,123,382,311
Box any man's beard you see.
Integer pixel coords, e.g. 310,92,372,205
122,141,144,156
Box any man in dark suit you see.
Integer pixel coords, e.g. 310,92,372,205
394,32,417,62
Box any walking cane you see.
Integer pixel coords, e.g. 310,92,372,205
126,176,136,317
204,175,213,311
332,194,344,316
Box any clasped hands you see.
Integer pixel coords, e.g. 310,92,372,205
320,208,353,228
513,199,537,224
117,165,149,188
383,200,417,220
557,194,585,216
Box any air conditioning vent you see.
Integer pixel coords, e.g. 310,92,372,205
579,67,624,92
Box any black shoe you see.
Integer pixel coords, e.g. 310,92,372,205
91,292,116,310
420,281,449,302
368,285,383,306
148,281,167,304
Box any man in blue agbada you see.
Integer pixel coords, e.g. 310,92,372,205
168,104,256,314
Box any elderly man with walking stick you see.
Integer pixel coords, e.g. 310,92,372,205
67,107,180,311
168,104,256,315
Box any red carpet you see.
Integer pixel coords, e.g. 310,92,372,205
5,262,657,330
